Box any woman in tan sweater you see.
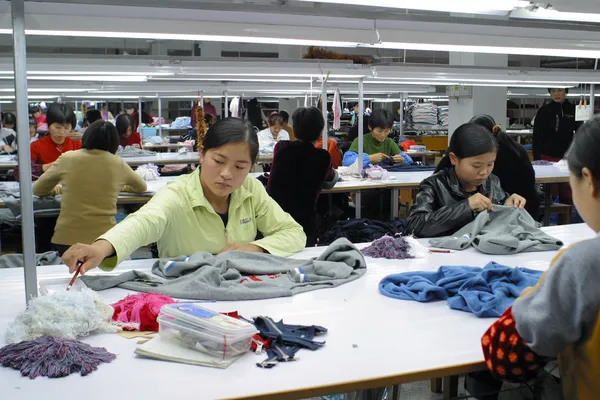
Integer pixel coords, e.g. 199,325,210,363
33,120,147,255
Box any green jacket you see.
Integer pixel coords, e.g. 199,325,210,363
99,169,306,269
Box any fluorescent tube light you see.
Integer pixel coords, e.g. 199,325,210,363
292,0,530,14
511,8,600,24
0,75,147,82
150,77,312,83
0,88,97,92
366,42,600,60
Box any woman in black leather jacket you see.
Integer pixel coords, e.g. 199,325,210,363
407,123,527,238
470,114,540,218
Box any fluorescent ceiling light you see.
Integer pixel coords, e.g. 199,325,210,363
366,41,600,60
382,77,589,85
188,73,368,78
0,88,97,92
292,0,530,14
150,78,312,83
0,95,60,99
511,8,600,24
0,75,147,82
16,30,357,48
64,95,154,99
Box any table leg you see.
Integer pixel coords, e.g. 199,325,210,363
392,385,401,400
391,188,399,220
543,183,552,226
443,375,459,400
431,377,442,393
355,191,362,219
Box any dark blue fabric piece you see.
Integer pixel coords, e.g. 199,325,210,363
254,316,327,368
318,218,408,245
378,262,543,318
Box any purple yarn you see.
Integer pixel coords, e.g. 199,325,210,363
532,160,551,166
0,336,116,379
362,235,414,260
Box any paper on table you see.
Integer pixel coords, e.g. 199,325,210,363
134,336,239,369
118,331,156,340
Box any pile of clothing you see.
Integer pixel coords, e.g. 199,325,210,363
438,106,449,128
318,218,408,245
406,103,440,129
170,117,192,129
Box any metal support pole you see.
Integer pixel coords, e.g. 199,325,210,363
12,0,38,303
138,97,142,133
591,85,596,116
399,93,405,137
224,91,229,118
322,81,328,149
356,78,365,219
157,93,162,138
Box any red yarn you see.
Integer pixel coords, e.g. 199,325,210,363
111,293,176,332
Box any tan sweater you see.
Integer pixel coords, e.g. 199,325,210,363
32,149,147,246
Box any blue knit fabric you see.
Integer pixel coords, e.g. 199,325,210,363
379,262,543,318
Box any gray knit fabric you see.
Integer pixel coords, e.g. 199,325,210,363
82,238,366,300
428,206,563,254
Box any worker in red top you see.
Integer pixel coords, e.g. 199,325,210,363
30,103,81,173
116,113,142,148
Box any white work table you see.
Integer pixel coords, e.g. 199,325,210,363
0,224,594,400
121,152,201,166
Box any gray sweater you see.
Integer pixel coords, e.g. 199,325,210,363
428,206,563,254
513,233,600,400
82,238,366,300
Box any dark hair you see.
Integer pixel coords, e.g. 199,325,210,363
568,116,600,187
279,110,290,124
469,115,497,134
292,107,324,143
368,108,394,130
115,113,134,137
82,120,120,154
435,123,497,172
86,109,103,125
547,88,569,94
29,105,41,114
268,112,284,127
2,112,16,128
204,113,214,125
470,114,525,161
46,103,76,129
202,117,259,164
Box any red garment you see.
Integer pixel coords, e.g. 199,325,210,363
120,132,142,148
482,306,547,382
400,140,417,152
35,114,47,128
30,135,81,165
314,137,342,168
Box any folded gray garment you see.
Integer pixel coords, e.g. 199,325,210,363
429,206,563,255
0,187,61,217
82,238,366,300
117,146,156,157
0,251,62,268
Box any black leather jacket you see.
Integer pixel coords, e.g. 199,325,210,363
406,167,508,238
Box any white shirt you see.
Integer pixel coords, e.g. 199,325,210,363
257,128,290,148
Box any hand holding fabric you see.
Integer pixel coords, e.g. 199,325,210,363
218,243,264,255
392,154,405,164
468,193,494,212
368,153,388,164
505,194,527,209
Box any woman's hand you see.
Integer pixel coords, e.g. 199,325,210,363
368,153,388,164
505,194,527,209
468,193,494,212
132,143,141,149
218,243,264,255
62,240,115,274
392,154,405,163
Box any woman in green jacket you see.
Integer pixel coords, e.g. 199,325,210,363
63,118,307,274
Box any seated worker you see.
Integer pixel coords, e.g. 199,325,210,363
33,120,147,256
315,134,343,168
406,123,526,238
116,113,142,149
343,108,413,168
79,109,103,134
279,110,296,140
62,118,307,274
0,112,17,153
257,112,290,148
482,116,600,400
30,103,81,173
470,114,539,218
267,107,339,246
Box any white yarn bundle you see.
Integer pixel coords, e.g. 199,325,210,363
135,163,160,181
5,289,119,344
